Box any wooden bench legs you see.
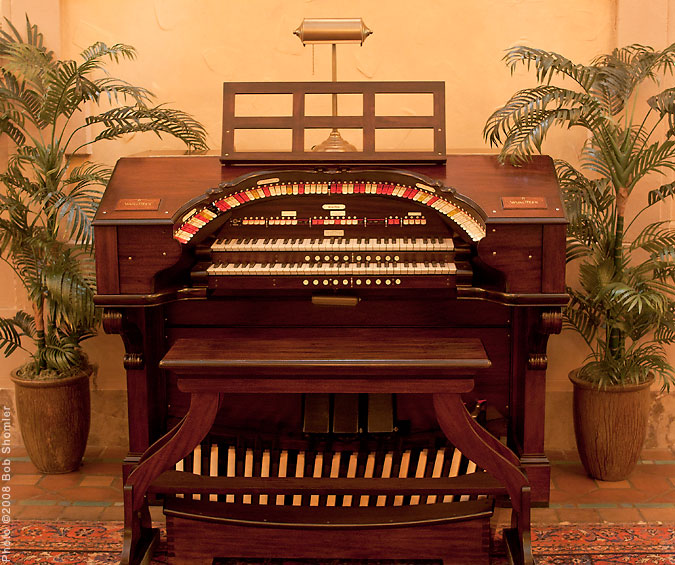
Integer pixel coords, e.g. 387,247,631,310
433,393,534,565
121,386,533,565
121,392,221,565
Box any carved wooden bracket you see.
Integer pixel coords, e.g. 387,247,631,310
527,309,563,371
102,309,146,370
539,311,563,335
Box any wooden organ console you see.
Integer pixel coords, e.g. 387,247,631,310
94,82,567,565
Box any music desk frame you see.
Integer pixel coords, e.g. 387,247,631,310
121,333,534,565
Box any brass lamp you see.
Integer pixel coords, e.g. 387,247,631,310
294,18,372,152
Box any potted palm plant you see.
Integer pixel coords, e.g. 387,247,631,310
484,44,675,480
0,17,207,473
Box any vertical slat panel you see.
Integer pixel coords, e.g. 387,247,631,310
221,84,237,157
363,88,375,152
433,83,446,157
292,92,305,152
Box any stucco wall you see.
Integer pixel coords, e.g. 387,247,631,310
0,0,673,451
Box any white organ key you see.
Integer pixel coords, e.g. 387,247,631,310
394,450,411,506
209,444,219,502
326,452,341,507
293,451,305,506
342,452,358,507
460,460,478,502
426,448,445,504
359,452,376,507
444,448,464,503
242,449,254,504
310,453,324,506
376,452,394,507
409,449,428,505
276,450,288,506
226,446,236,503
258,450,270,505
175,458,184,499
192,445,202,501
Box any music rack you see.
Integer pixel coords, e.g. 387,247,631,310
221,81,446,164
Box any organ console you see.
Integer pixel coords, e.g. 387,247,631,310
94,81,567,565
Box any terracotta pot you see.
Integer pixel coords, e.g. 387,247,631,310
569,370,653,481
11,366,92,474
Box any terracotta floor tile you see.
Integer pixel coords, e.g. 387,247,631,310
627,474,673,495
58,486,120,502
11,485,47,500
11,461,39,474
638,506,675,522
595,479,631,489
9,447,28,457
597,507,644,523
576,488,650,505
9,474,41,486
60,505,106,521
99,505,125,521
531,507,560,525
37,473,83,490
646,490,675,503
548,489,578,504
551,468,598,494
80,476,116,488
632,463,675,477
555,508,602,523
17,504,65,520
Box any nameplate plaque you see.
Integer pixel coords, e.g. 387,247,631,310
501,196,547,209
115,198,162,211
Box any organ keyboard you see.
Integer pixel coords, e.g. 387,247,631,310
94,153,567,565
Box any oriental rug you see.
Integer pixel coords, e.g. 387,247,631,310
7,521,675,564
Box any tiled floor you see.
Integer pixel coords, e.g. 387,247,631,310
8,446,675,525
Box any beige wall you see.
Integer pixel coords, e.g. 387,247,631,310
0,0,673,450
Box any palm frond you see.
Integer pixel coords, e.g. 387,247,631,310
648,180,675,207
0,316,24,356
503,46,598,90
629,222,675,254
86,105,208,150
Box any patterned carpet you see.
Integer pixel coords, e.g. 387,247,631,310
7,521,675,564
